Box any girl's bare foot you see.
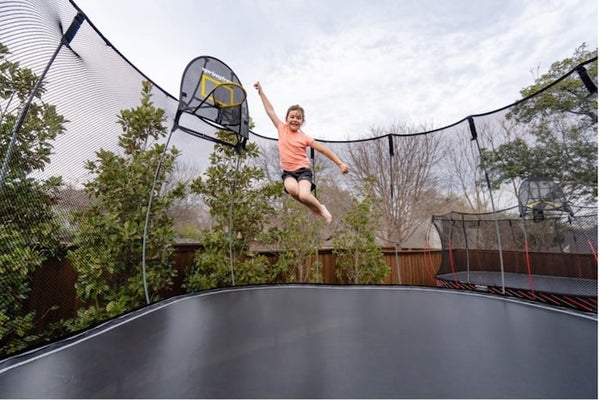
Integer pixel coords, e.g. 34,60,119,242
320,204,332,224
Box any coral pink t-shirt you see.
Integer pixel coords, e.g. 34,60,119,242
277,121,314,171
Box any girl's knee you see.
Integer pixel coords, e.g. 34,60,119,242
286,187,300,198
297,191,314,204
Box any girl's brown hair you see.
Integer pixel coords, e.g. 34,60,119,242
286,104,305,120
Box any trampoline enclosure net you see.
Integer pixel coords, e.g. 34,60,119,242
0,0,597,357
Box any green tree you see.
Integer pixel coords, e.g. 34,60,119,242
67,82,184,330
333,196,390,284
185,131,281,290
481,44,597,203
0,43,67,355
265,198,324,283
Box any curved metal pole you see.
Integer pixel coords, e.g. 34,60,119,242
0,13,84,188
387,135,402,284
469,117,505,294
142,123,176,304
1,13,84,188
310,147,320,282
228,153,242,287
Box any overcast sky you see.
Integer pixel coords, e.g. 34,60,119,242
74,0,597,141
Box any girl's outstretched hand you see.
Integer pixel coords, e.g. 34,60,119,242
339,162,350,174
254,82,262,92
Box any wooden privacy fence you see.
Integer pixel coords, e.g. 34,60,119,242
24,244,596,334
26,245,441,331
170,244,441,287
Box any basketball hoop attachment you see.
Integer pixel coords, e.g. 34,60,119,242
174,55,250,152
188,80,247,114
517,176,573,221
204,81,247,109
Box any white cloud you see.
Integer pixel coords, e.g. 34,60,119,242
75,0,598,140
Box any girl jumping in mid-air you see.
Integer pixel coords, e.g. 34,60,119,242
254,81,350,224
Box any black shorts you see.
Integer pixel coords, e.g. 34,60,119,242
281,167,316,193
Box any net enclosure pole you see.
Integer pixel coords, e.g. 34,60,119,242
0,12,85,188
310,147,320,282
142,122,178,305
461,214,471,283
388,135,401,284
468,117,505,293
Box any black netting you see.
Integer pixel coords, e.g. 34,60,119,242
432,207,597,297
0,0,597,357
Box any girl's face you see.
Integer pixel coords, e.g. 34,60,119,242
286,110,304,132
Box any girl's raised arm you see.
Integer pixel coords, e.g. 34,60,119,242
254,82,281,128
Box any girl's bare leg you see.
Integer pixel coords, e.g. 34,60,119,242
318,203,332,224
284,178,332,223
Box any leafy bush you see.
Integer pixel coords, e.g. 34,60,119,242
333,197,390,284
0,42,66,355
185,131,280,290
67,82,184,330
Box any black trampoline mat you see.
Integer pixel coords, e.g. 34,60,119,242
0,285,596,398
437,270,598,296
